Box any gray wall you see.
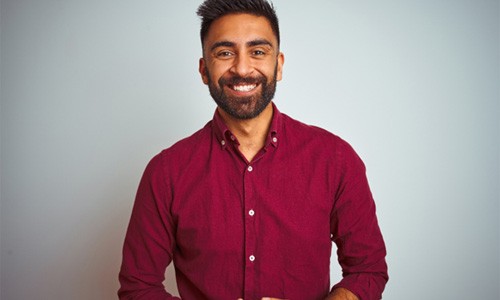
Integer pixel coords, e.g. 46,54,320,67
1,0,498,299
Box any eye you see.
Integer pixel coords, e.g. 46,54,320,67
216,50,234,58
252,50,266,56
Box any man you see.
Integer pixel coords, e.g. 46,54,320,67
118,0,388,299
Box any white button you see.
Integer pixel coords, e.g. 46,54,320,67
249,255,255,262
247,166,253,172
272,137,278,143
230,135,236,141
249,209,255,216
221,140,226,146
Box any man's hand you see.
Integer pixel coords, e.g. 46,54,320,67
238,297,287,300
325,288,359,300
237,290,358,300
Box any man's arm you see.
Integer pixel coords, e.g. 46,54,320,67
118,154,180,299
330,142,388,299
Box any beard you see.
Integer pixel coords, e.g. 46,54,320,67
206,64,278,120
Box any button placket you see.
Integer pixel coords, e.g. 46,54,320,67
243,162,256,298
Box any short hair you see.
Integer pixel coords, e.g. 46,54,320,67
196,0,280,49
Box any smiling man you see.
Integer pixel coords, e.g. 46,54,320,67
118,1,388,300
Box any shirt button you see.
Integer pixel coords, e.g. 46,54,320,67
221,140,226,146
249,209,255,216
247,166,253,172
249,255,255,262
272,137,278,143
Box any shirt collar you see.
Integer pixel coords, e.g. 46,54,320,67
212,102,282,149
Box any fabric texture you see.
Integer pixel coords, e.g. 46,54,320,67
118,104,388,300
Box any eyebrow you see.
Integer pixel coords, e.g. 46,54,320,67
247,39,273,48
209,39,274,52
210,41,235,52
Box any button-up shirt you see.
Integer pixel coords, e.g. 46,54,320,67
118,104,388,300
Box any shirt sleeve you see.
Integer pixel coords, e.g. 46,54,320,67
118,153,181,299
330,142,389,300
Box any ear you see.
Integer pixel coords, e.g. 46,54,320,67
276,52,285,82
199,58,209,85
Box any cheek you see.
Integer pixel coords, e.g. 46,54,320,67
208,65,231,83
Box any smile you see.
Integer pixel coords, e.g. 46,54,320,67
230,84,257,92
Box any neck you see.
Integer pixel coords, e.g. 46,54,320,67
218,103,274,162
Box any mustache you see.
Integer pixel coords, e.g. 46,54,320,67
218,74,267,86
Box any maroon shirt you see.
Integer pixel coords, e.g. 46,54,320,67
118,104,388,300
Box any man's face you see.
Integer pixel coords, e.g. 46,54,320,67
199,13,284,120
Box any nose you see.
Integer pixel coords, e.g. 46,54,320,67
230,54,253,77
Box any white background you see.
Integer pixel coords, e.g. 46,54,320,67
1,0,498,299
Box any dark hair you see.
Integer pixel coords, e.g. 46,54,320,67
197,0,280,48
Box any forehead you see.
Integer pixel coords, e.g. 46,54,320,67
204,13,277,48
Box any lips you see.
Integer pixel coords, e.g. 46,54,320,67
230,84,257,92
219,75,264,94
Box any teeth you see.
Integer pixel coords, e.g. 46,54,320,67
232,84,256,92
